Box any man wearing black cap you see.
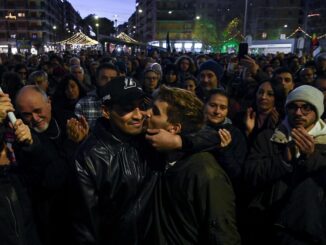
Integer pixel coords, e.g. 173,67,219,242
73,76,154,245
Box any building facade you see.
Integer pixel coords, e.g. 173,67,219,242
303,0,326,36
131,0,242,52
0,0,82,53
246,0,302,40
246,0,326,40
130,0,325,52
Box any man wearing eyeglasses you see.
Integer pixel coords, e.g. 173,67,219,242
243,85,326,245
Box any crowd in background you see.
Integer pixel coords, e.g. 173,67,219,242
0,47,325,245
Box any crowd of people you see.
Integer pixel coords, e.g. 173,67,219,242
0,48,325,245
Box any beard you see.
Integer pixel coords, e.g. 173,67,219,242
33,122,49,133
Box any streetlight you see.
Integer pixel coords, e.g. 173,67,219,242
114,15,118,37
196,16,201,20
95,23,99,41
94,15,100,40
243,0,248,36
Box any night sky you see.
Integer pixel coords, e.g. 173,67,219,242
68,0,136,24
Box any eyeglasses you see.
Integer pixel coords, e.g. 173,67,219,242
287,103,314,115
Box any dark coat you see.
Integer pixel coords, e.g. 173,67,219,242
0,166,41,245
15,118,79,245
181,121,247,185
146,151,241,245
243,122,326,245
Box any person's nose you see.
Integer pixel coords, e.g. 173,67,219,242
32,112,41,122
132,108,143,119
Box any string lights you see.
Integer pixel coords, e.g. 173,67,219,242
286,27,312,39
57,32,98,45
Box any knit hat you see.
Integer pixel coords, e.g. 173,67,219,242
285,85,324,118
199,60,224,81
144,62,162,78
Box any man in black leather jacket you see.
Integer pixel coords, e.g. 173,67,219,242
74,77,156,245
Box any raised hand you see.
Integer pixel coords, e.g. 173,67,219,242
267,107,279,128
245,107,256,136
291,127,315,156
218,128,232,148
239,55,260,76
14,119,33,145
0,92,14,124
67,116,89,143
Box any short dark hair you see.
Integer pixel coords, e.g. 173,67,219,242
273,67,293,78
96,62,119,78
205,88,229,104
154,85,204,134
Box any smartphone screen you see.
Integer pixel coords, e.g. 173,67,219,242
238,43,248,59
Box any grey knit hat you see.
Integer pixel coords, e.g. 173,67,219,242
285,85,324,118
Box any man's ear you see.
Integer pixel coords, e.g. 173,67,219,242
47,97,52,111
101,105,110,119
167,123,181,134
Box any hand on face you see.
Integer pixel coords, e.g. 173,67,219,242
145,128,182,151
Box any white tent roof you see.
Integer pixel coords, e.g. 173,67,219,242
116,32,139,44
57,32,98,45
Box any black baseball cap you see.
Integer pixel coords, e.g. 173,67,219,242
101,76,144,106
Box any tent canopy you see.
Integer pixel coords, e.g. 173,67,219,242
57,32,98,45
116,32,140,45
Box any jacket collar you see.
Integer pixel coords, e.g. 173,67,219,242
270,118,326,144
93,117,142,146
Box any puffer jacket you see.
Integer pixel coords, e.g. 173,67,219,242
74,117,156,245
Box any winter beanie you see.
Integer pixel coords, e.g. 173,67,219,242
285,85,324,118
199,60,224,81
